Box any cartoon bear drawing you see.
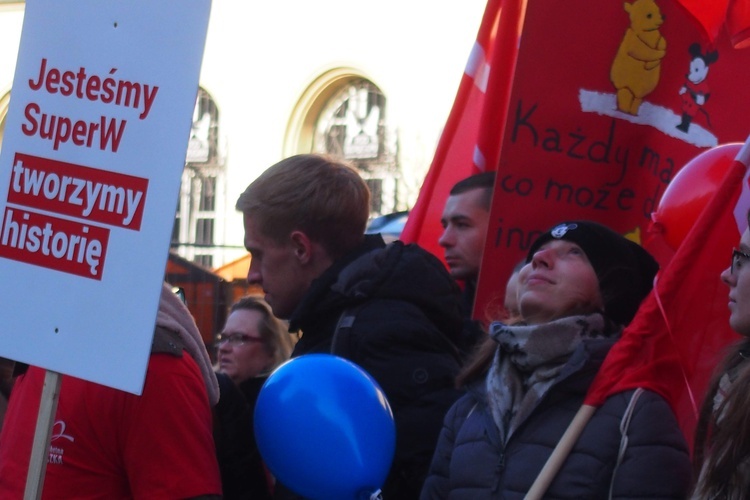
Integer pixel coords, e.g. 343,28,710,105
610,0,666,115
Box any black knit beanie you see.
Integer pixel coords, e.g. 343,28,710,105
525,221,659,326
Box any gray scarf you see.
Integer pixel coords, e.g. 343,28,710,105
486,313,615,444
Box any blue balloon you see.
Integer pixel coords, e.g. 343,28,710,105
254,354,396,500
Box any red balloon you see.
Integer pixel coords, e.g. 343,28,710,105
653,143,743,251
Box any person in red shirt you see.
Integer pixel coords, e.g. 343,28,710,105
0,283,222,499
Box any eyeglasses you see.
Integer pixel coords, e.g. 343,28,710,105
216,333,265,346
731,248,750,275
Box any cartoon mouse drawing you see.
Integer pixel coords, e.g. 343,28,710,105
677,43,719,133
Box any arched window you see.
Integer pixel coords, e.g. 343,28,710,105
287,71,402,217
313,80,385,162
173,87,225,268
186,88,220,166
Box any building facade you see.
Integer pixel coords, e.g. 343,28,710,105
0,1,486,268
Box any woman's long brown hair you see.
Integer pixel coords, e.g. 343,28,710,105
693,340,750,498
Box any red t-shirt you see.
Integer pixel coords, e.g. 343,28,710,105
0,354,222,499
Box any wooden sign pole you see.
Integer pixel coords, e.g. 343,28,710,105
23,370,61,500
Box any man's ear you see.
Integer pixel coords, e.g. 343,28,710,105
289,230,314,264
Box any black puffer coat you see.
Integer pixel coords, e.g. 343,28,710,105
421,338,692,499
286,234,465,499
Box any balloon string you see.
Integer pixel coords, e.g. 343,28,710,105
652,275,699,420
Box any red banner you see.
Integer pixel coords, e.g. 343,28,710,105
476,0,750,318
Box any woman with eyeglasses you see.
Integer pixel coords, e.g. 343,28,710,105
217,296,293,384
692,214,750,499
213,296,294,499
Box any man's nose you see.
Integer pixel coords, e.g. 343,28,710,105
247,261,261,285
438,227,453,247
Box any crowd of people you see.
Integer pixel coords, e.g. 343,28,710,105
0,153,747,498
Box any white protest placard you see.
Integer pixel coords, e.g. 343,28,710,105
0,0,212,394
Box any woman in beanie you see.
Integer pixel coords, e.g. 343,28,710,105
692,210,750,499
421,220,691,499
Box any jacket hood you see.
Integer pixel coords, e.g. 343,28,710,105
336,241,463,333
290,236,463,344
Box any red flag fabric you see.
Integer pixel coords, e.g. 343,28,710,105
674,0,750,47
674,0,731,43
400,0,525,259
727,0,750,48
584,139,750,444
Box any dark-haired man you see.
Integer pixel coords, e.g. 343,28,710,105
439,171,495,352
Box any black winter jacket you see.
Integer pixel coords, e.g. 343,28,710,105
213,373,271,500
421,338,692,499
285,234,465,499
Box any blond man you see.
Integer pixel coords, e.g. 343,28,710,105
237,154,464,498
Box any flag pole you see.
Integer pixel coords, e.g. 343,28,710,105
24,369,61,500
524,404,596,500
